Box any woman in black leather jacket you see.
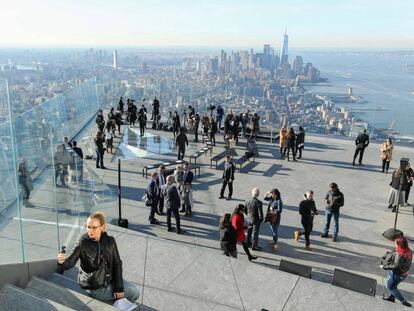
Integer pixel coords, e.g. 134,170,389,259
57,212,139,303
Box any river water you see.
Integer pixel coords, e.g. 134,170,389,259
295,50,414,136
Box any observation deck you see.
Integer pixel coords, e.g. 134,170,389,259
0,79,413,310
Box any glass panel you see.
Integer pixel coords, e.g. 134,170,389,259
0,79,24,264
0,78,116,264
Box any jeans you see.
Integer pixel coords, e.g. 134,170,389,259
269,223,280,243
86,280,140,302
323,210,339,236
96,150,104,168
386,270,407,303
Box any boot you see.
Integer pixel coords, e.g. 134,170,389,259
402,301,412,307
294,231,300,242
305,244,312,251
248,255,258,261
383,295,395,303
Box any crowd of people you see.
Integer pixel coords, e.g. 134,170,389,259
49,95,413,308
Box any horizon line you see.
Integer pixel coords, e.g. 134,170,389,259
1,44,414,51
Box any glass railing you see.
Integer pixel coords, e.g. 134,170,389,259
0,78,116,265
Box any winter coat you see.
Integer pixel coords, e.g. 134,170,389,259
383,250,412,275
59,232,123,291
279,128,288,147
219,224,237,253
299,197,317,220
380,142,393,161
325,189,344,213
231,213,246,242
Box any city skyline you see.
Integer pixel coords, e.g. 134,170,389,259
1,0,414,48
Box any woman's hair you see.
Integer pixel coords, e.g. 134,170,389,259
89,212,106,226
395,236,412,258
387,137,392,144
271,188,281,200
219,213,231,227
232,204,245,216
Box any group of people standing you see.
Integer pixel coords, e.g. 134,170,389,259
145,162,195,233
279,126,305,161
220,183,345,259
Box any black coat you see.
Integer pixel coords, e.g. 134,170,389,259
60,232,123,291
176,132,188,149
299,198,317,220
325,189,344,213
220,224,237,253
222,162,235,180
173,115,181,128
296,131,305,147
355,133,369,149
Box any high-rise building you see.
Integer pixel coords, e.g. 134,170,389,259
112,50,118,69
292,56,303,75
279,30,289,67
262,44,273,69
196,60,202,75
220,50,227,66
248,49,254,69
207,57,219,73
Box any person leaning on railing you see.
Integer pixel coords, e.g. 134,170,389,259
57,212,140,303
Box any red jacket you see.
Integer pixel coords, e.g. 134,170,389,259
231,213,246,242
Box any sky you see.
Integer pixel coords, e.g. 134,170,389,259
1,0,413,49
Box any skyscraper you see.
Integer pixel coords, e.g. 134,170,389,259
263,44,271,69
220,49,227,66
112,50,118,69
279,30,288,67
292,56,303,75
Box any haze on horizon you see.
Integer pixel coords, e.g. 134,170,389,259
1,0,413,49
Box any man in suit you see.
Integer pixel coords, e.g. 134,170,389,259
147,172,160,225
175,128,188,160
160,175,184,234
245,188,264,250
180,161,194,215
352,129,369,166
156,165,167,215
219,155,235,200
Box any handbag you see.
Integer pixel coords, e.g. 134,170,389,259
79,253,111,290
142,192,152,207
265,210,279,225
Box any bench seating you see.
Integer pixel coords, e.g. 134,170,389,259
142,161,201,178
189,146,212,165
210,149,229,169
142,160,184,178
233,154,255,171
